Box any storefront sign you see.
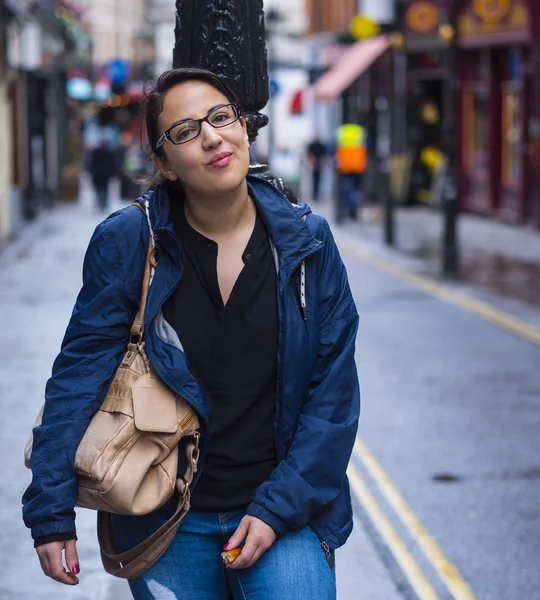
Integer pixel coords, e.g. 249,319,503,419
402,1,449,52
473,0,511,23
459,0,530,45
350,14,380,40
406,2,440,34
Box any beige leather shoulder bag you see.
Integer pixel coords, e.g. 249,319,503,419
25,202,200,579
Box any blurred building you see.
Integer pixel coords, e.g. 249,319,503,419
71,0,154,198
397,0,540,229
456,0,540,228
79,0,153,77
306,0,357,33
73,0,154,123
306,0,540,229
0,0,85,243
306,0,396,202
252,0,310,187
146,0,176,75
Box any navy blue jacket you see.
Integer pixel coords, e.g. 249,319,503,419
22,176,360,555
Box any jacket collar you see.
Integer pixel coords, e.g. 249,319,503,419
144,175,324,269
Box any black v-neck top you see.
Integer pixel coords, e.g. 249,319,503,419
163,199,278,512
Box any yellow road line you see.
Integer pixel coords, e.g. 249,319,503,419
347,463,440,600
340,242,540,346
354,439,476,599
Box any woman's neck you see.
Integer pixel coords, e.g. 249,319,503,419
183,182,255,238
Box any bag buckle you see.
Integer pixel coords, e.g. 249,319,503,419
179,477,190,498
129,331,144,345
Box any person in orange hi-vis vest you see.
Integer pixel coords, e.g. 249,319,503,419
335,123,367,221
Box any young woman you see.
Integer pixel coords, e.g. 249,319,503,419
23,68,360,599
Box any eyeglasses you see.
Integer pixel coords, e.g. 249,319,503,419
155,103,241,150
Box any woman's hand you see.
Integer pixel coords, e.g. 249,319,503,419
223,515,277,570
36,539,80,585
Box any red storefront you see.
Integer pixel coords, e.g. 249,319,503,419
457,0,540,228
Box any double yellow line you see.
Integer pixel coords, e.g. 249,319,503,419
338,231,539,597
338,241,507,597
340,243,540,347
348,439,476,599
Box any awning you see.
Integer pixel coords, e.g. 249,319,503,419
313,36,391,103
318,44,350,68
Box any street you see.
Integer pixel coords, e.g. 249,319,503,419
2,0,540,596
0,186,539,599
339,222,540,600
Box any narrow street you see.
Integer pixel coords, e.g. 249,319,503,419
337,221,540,600
0,187,399,600
2,0,540,597
1,186,539,599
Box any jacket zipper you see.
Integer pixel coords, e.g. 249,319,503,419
276,247,336,569
274,288,286,461
321,541,335,569
275,246,323,460
310,523,335,569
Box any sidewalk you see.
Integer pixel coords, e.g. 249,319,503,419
313,195,540,330
0,188,402,600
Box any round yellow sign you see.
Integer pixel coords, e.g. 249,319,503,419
406,1,440,34
350,15,380,40
472,0,511,24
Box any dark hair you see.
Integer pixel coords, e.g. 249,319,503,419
141,68,241,191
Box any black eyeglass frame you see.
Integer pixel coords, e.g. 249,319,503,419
155,103,241,150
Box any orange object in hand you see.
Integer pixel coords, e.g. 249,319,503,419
221,547,242,565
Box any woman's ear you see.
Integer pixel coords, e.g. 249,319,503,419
152,153,178,181
151,152,165,173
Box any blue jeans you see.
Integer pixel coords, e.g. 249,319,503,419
127,509,336,599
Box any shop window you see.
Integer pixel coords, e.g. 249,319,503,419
501,85,521,187
463,88,489,178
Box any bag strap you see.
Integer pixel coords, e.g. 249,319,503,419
97,439,200,579
97,202,199,579
130,202,157,339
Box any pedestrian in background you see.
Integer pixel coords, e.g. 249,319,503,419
87,136,119,211
306,136,328,202
335,123,368,221
23,67,360,599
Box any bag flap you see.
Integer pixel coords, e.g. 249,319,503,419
132,373,178,433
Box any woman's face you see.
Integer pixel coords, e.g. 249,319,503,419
154,81,250,198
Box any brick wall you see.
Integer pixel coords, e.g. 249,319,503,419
306,0,358,34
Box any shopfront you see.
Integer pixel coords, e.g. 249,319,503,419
396,0,452,205
458,0,540,227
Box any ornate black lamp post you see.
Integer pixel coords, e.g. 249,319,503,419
441,0,459,277
173,0,270,146
173,0,298,201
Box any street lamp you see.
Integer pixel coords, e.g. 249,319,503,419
172,0,300,203
173,0,269,146
440,0,459,277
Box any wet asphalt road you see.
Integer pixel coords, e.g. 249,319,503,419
336,222,540,600
1,188,539,599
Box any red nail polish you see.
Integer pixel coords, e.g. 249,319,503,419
71,564,80,575
223,542,230,550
